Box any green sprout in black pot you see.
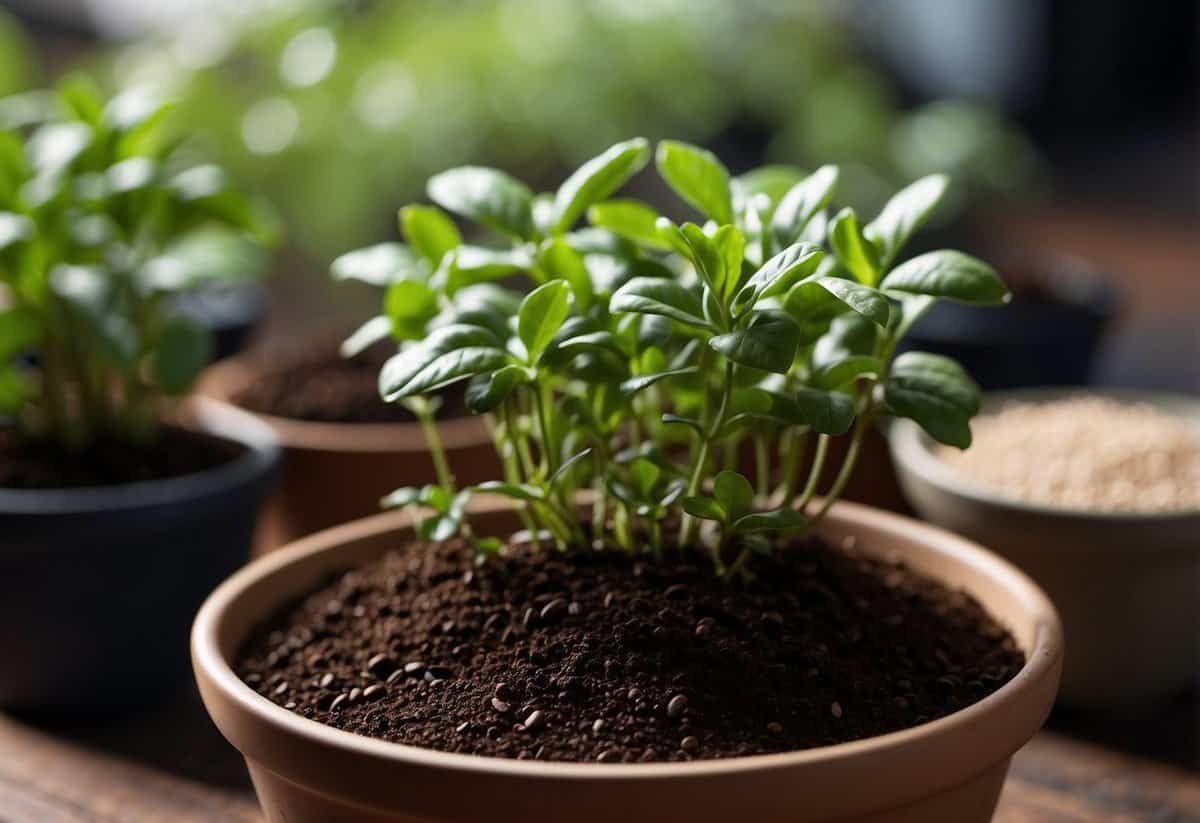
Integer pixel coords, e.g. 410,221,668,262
338,138,1009,575
0,79,274,451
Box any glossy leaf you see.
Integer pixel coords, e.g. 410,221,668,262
655,140,733,225
548,447,593,488
400,204,461,266
681,495,726,522
330,242,420,286
619,366,697,395
380,486,422,509
385,279,438,340
815,276,890,327
710,310,800,374
378,324,504,400
880,250,1010,305
829,207,881,285
885,351,980,449
735,165,806,215
587,199,671,250
340,314,393,358
792,387,856,435
518,280,572,363
427,166,533,239
771,165,838,248
472,480,546,502
465,363,533,413
553,137,650,233
713,470,754,520
610,276,710,330
733,507,809,533
537,238,592,311
0,212,32,253
866,174,948,267
736,242,823,310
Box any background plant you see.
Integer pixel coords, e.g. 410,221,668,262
0,79,273,449
98,0,1036,266
339,138,1009,575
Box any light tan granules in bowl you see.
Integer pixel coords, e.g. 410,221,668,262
937,396,1200,513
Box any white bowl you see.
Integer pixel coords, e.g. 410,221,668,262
889,387,1200,705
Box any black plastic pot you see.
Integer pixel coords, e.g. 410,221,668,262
899,252,1120,390
0,400,279,715
170,281,268,363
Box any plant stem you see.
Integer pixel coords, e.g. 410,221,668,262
498,401,543,551
533,381,558,477
413,399,454,494
809,402,876,527
754,433,769,498
680,359,734,547
777,428,809,502
795,433,830,510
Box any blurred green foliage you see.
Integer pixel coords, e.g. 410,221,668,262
101,0,1036,263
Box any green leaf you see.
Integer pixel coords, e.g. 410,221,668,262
714,224,747,302
49,265,138,366
537,238,592,311
331,242,420,286
771,165,838,248
472,481,545,502
655,140,733,225
736,242,824,310
380,486,423,509
379,324,505,401
866,174,948,267
678,223,744,302
443,245,531,293
829,207,881,286
713,470,754,520
27,122,92,178
815,277,890,327
400,204,462,267
630,458,661,498
385,279,438,340
710,310,800,374
553,137,650,234
587,199,671,250
549,447,593,488
610,276,710,330
792,387,856,435
814,356,882,390
152,316,212,395
662,413,703,434
0,306,39,360
734,165,806,214
733,507,810,534
426,166,534,239
885,351,981,449
518,280,572,363
465,364,533,413
0,212,32,253
340,315,393,358
167,165,275,241
880,250,1010,305
682,495,726,522
619,366,697,395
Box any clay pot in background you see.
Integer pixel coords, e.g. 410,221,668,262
199,355,499,552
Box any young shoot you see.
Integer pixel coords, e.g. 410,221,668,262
336,138,1008,576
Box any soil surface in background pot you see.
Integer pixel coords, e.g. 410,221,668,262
237,536,1024,762
0,426,244,489
232,343,466,424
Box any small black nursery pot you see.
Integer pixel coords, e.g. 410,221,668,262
0,400,279,715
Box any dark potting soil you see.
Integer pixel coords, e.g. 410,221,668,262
237,536,1025,763
232,343,466,425
0,426,244,489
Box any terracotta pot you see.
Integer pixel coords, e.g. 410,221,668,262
888,387,1200,706
192,500,1062,823
198,355,499,551
1,399,278,714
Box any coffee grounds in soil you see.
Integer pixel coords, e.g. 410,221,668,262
232,342,465,425
0,426,244,489
236,536,1025,763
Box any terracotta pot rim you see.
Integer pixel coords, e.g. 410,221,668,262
0,397,279,516
192,498,1062,781
888,385,1200,526
198,355,491,453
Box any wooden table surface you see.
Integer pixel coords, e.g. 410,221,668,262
1,686,1196,823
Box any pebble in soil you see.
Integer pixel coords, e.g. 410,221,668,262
236,536,1024,763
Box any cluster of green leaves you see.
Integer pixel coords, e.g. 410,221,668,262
335,138,1008,575
0,79,274,448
